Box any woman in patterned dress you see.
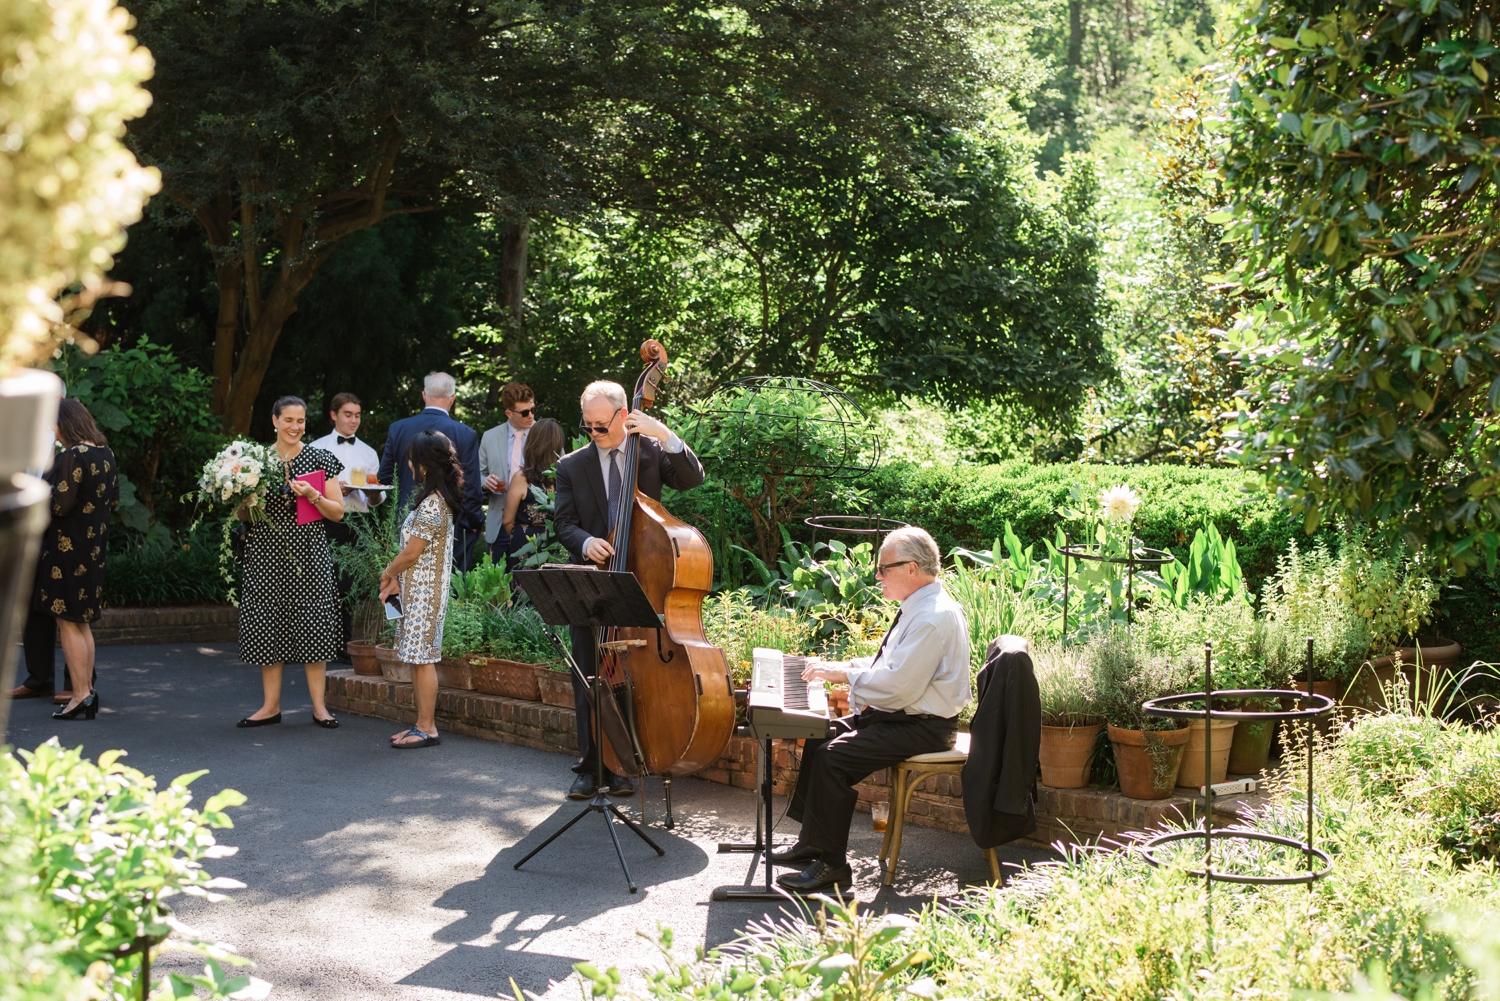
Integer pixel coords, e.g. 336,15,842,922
236,396,347,729
500,418,565,567
35,400,119,720
379,430,461,748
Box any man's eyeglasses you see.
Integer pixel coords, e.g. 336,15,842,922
875,560,915,577
508,406,535,418
579,410,623,436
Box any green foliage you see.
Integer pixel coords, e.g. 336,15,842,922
48,338,219,532
0,739,258,1000
330,500,408,642
509,486,570,569
621,710,1500,1001
736,537,892,656
451,554,512,611
103,527,231,607
703,589,815,689
1030,641,1102,726
1219,0,1500,571
1085,626,1194,731
0,0,159,369
1159,523,1247,608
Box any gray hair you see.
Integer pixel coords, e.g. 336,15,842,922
882,526,941,577
579,380,628,412
423,371,457,399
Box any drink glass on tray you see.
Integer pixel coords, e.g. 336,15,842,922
350,467,367,487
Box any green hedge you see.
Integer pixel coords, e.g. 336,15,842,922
670,460,1307,594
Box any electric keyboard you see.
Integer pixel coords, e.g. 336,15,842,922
745,648,834,741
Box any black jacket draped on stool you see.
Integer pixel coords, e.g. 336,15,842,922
960,639,1042,848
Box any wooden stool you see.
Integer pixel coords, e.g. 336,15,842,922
877,732,1000,886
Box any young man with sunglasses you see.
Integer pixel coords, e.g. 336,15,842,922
479,382,537,565
769,525,971,893
552,379,706,800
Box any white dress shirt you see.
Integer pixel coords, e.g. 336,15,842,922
308,432,383,513
846,581,971,718
582,433,684,553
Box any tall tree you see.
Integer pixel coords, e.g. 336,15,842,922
1220,0,1500,571
128,0,1008,432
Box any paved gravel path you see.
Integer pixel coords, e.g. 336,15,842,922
6,643,1054,1000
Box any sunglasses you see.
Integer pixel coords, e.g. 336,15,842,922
508,406,535,417
874,560,915,577
579,410,623,436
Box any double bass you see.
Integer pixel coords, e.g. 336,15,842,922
594,340,735,802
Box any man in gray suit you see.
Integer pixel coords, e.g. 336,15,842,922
478,381,536,565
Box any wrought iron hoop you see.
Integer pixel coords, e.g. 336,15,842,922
1057,543,1175,567
804,515,908,537
1141,829,1332,885
1059,541,1175,640
1143,688,1335,722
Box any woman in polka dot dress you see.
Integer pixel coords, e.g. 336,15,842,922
236,396,347,730
34,400,118,721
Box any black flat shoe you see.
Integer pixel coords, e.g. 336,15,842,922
568,773,598,800
768,842,821,866
236,713,281,728
52,690,98,721
312,714,340,729
776,860,853,894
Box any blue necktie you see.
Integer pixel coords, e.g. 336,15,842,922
606,449,622,527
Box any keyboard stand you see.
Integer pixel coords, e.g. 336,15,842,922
711,735,792,901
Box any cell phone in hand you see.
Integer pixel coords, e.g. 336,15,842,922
384,595,403,620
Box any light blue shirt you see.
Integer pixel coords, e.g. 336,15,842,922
846,581,971,718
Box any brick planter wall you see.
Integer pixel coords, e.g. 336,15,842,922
93,605,238,645
323,669,1262,848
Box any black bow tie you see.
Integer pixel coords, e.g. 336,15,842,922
337,435,356,445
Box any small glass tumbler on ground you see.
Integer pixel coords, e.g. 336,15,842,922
871,801,890,832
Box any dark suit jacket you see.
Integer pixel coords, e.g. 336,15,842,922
553,436,706,562
960,640,1042,849
377,407,484,532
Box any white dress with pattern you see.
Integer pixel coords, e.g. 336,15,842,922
394,493,454,664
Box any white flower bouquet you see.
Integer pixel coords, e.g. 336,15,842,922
196,441,283,522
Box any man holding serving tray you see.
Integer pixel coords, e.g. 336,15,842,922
309,392,388,514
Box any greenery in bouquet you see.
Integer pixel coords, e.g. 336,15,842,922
195,439,283,521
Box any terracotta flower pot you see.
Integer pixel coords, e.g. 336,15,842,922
1177,718,1238,789
375,645,411,683
827,685,851,716
1108,724,1191,800
435,657,475,691
347,640,382,676
471,657,541,700
1394,637,1462,669
1227,715,1278,775
533,664,575,707
1039,723,1103,789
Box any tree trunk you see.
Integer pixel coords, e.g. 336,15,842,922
487,215,530,408
210,258,241,415
1068,1,1085,68
221,253,332,434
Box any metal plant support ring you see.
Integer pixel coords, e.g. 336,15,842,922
1138,640,1332,951
804,514,908,545
1058,540,1174,642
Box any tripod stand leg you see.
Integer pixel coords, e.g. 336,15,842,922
513,804,597,871
601,801,639,894
663,776,675,831
609,804,666,854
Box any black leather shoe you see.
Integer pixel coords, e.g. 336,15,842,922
776,860,853,894
769,843,821,866
605,774,635,797
236,713,282,728
568,773,598,800
312,714,340,729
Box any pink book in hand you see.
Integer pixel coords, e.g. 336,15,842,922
294,469,326,524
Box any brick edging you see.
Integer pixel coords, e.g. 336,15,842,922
92,605,239,646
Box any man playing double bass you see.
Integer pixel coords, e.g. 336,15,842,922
553,379,707,800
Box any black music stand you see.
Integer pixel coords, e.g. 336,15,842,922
510,567,665,893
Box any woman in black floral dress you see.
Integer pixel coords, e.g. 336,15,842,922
34,400,118,720
236,396,347,730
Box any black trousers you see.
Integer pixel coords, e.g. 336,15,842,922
788,710,958,864
21,606,58,693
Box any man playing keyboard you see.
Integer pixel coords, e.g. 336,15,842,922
773,525,971,893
